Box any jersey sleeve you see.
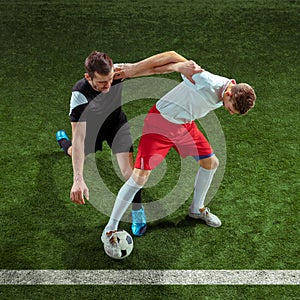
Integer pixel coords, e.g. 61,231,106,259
181,72,203,90
113,63,125,69
182,71,224,91
69,91,88,122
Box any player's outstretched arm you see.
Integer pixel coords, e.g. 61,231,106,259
114,51,188,79
114,51,203,83
70,121,89,204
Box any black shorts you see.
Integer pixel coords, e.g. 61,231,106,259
84,112,133,155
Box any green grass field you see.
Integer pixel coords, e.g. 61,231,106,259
0,0,299,299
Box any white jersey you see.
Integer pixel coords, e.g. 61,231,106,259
156,71,235,124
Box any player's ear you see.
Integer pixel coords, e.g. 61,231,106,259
84,73,92,81
225,90,232,97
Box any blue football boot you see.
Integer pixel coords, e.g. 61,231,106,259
131,207,147,236
56,130,69,149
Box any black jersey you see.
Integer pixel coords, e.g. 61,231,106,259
69,78,133,154
69,78,123,123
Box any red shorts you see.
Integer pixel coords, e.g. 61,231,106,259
134,105,214,170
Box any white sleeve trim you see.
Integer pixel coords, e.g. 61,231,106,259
114,63,127,69
69,91,88,115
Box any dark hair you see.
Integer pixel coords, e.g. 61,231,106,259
84,51,113,78
231,83,256,115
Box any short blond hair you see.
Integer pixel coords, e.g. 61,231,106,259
231,83,256,115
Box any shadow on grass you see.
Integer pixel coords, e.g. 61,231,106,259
38,152,195,269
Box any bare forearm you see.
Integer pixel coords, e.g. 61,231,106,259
128,51,188,78
72,139,85,180
152,62,185,74
71,122,86,181
70,140,88,205
114,51,202,82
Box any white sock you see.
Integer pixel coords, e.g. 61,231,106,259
190,167,217,213
105,176,142,232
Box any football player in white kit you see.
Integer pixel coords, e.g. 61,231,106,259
101,52,256,258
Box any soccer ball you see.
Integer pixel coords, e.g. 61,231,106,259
104,230,134,260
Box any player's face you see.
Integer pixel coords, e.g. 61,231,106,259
223,93,239,115
86,70,114,93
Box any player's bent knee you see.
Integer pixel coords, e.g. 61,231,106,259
132,168,151,186
120,168,133,181
200,155,219,170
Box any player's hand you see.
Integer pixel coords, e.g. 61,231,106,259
177,60,204,84
70,176,89,205
114,63,135,79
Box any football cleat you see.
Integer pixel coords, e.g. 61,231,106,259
56,129,69,142
131,207,147,236
189,207,222,228
101,230,122,259
56,129,69,150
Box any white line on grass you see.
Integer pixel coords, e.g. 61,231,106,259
0,270,299,285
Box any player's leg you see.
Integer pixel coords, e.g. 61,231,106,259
115,152,147,236
189,155,221,227
102,168,151,234
178,122,221,227
108,114,149,236
102,105,173,251
101,168,151,258
103,136,167,239
103,134,169,244
115,152,143,209
192,155,219,211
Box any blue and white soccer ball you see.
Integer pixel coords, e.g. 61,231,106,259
104,230,134,260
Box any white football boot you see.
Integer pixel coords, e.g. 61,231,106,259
189,207,222,228
101,230,122,258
